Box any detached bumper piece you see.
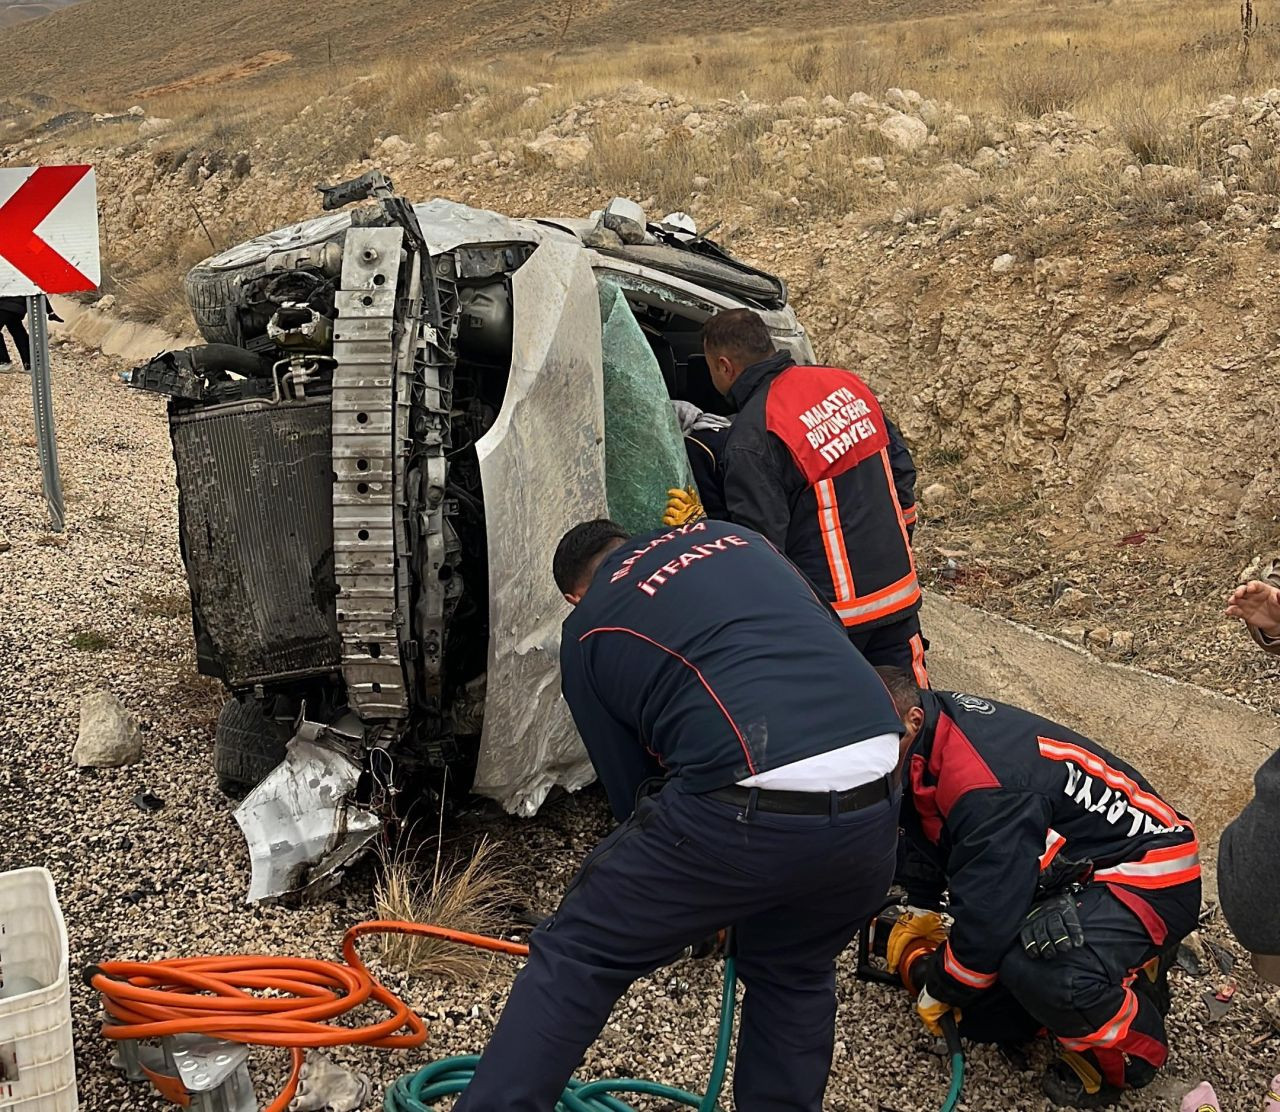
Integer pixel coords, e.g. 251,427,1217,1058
233,720,380,904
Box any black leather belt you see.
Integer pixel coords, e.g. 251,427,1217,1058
706,773,894,815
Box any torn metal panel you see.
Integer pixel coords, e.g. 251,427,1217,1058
472,237,607,816
233,731,380,903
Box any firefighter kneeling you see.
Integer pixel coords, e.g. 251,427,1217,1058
876,667,1201,1109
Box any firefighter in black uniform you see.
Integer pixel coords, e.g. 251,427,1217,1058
875,667,1201,1109
453,518,904,1112
702,310,926,683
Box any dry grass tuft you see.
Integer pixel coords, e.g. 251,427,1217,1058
787,43,827,87
997,48,1093,117
374,835,521,981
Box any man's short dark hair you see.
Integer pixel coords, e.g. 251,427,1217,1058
702,309,775,361
553,519,629,594
875,666,922,716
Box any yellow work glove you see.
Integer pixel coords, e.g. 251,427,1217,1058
915,985,959,1037
885,910,947,975
663,486,705,527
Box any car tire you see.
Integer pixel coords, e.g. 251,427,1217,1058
184,213,353,345
214,697,288,799
184,267,253,346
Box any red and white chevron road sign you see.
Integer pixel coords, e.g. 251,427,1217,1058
0,165,100,295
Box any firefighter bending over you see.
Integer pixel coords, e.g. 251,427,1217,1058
877,667,1200,1109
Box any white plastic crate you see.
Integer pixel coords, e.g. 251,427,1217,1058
0,869,77,1111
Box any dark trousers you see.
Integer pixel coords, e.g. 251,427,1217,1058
960,880,1200,1087
0,311,29,368
454,784,900,1112
848,611,928,686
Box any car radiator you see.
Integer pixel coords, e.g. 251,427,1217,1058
170,396,341,688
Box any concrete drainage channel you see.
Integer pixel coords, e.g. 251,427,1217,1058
922,593,1278,897
48,295,197,364
48,296,1277,892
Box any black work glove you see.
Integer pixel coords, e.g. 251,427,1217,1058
1037,852,1093,896
1019,892,1085,959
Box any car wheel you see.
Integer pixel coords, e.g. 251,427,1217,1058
214,697,288,799
184,266,253,346
183,212,351,345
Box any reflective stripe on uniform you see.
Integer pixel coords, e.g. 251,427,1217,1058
1060,988,1140,1051
942,942,998,990
910,633,929,687
1036,737,1184,831
814,479,854,602
832,570,922,625
1094,842,1201,890
1040,828,1067,870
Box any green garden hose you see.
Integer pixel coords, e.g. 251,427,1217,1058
384,956,965,1112
939,1014,965,1112
384,958,736,1112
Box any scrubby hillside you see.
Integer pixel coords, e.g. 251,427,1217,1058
0,0,976,100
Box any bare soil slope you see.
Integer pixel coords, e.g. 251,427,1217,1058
0,0,976,101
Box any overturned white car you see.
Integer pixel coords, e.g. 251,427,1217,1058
126,174,813,899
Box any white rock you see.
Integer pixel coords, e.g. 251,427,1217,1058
127,105,145,117
992,253,1016,274
780,95,809,115
812,116,844,135
849,92,879,111
379,135,413,158
918,99,944,128
970,146,1001,171
74,690,143,768
853,156,885,175
1227,143,1253,160
878,112,928,151
691,175,711,190
1053,587,1092,616
94,294,117,312
885,87,923,112
683,112,703,130
523,134,593,170
921,482,952,509
138,117,174,139
820,95,845,112
419,131,448,155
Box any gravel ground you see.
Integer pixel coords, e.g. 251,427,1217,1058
1,343,1277,1112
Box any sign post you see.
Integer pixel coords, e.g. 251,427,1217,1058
0,165,100,533
27,295,63,530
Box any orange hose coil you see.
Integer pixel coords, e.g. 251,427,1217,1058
90,920,531,1112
